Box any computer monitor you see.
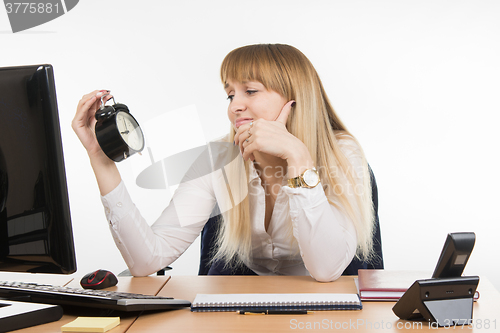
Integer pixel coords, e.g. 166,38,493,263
0,64,76,274
0,64,77,330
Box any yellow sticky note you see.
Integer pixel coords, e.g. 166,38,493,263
61,317,120,332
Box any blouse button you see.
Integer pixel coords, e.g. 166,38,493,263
116,202,123,207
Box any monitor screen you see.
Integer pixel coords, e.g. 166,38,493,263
0,64,76,274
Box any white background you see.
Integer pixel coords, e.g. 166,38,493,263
1,0,499,291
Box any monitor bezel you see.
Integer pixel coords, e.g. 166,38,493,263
0,64,77,274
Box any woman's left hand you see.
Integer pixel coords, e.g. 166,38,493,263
234,101,314,176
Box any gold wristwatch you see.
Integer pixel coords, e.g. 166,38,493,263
287,168,320,188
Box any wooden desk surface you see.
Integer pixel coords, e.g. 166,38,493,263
9,275,170,333
4,275,499,332
128,275,500,333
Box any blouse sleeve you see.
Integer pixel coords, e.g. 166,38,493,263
100,149,218,277
282,138,364,282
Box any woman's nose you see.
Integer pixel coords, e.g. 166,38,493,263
229,95,246,113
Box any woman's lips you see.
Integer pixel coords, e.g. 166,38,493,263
235,118,253,128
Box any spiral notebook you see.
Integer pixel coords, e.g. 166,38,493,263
191,293,362,312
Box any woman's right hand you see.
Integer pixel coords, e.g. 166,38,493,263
72,90,122,195
72,90,113,158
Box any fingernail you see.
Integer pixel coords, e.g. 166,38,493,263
291,101,296,107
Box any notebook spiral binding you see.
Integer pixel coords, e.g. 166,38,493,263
191,294,362,312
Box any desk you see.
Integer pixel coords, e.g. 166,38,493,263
130,276,499,333
6,275,500,332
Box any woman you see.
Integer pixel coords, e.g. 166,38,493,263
72,44,374,282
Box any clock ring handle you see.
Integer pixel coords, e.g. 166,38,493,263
95,93,118,121
99,93,116,110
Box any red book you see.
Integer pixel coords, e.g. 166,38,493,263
357,269,480,302
357,269,427,301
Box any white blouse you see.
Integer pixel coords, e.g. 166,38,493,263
101,139,361,282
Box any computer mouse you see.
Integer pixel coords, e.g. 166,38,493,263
80,269,118,289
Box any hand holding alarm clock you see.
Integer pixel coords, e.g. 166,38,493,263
94,93,145,162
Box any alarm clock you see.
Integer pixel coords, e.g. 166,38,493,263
94,94,144,162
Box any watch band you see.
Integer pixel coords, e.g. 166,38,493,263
287,176,303,188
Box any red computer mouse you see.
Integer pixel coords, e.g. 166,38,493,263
80,269,118,289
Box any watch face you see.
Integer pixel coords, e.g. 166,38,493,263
116,111,144,151
303,169,320,187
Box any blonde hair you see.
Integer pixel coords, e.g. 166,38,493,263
214,44,374,268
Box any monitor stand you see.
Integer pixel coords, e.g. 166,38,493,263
0,299,63,332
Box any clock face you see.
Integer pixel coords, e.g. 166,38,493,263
116,111,144,151
303,169,320,187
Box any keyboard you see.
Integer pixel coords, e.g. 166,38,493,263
0,281,191,312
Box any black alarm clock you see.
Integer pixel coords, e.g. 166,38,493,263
94,94,144,162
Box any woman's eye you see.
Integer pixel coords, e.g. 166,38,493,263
227,95,234,101
246,90,257,95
